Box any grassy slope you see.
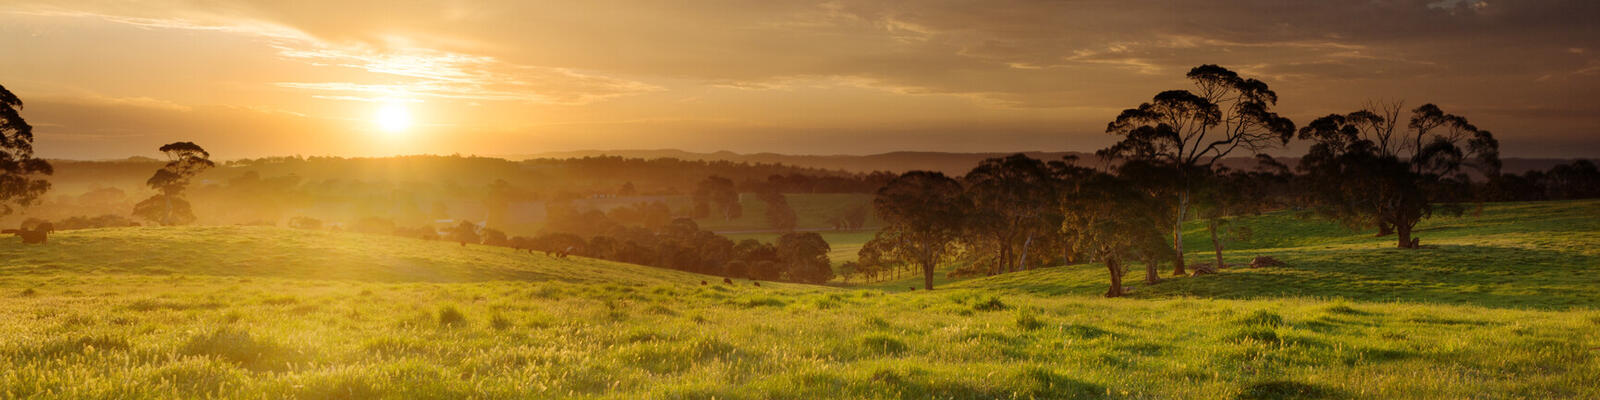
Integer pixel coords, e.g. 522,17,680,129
0,201,1597,399
0,226,750,286
956,200,1600,310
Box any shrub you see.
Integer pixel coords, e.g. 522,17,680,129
438,305,467,328
1226,326,1282,344
178,327,295,370
973,296,1009,311
1237,310,1285,327
1015,308,1045,331
858,334,909,356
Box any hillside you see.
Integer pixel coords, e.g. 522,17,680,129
1,202,1596,398
954,200,1600,310
0,226,745,286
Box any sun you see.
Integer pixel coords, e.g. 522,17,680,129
373,103,413,133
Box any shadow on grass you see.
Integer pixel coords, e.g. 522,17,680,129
962,242,1597,310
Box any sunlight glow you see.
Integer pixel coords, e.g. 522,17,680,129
374,103,414,133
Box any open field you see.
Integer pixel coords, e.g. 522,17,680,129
1,201,1597,398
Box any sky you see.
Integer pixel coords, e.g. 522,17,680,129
2,0,1597,160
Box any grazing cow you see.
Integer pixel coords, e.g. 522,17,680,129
722,277,734,285
700,280,708,286
752,281,761,287
3,223,52,245
909,286,916,291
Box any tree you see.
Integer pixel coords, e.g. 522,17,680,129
1298,102,1500,248
756,189,798,232
777,231,833,283
962,154,1057,275
0,84,53,216
1193,156,1289,269
1100,65,1295,275
692,175,741,221
1060,172,1168,297
450,220,481,245
134,142,214,225
866,171,969,290
481,228,510,246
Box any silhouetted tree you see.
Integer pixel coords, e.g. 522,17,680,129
692,175,741,221
777,231,832,283
1100,65,1295,275
1046,155,1098,265
1061,172,1168,297
450,220,481,245
756,189,798,232
963,154,1057,275
0,84,53,216
481,228,509,246
1298,101,1500,248
1194,155,1289,269
867,171,970,290
133,142,214,225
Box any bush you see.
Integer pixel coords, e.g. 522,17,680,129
179,327,296,370
1015,308,1045,331
1237,310,1285,328
973,296,1009,311
858,334,909,356
437,305,467,327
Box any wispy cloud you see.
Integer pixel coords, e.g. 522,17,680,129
273,44,662,104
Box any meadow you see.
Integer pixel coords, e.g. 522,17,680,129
1,201,1596,399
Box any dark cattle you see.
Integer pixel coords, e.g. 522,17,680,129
752,281,761,287
700,280,708,286
722,277,733,285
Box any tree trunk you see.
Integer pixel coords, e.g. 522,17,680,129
1172,192,1188,276
1144,259,1160,285
1396,223,1416,249
922,261,935,290
1105,258,1124,298
1017,234,1033,271
1209,219,1225,269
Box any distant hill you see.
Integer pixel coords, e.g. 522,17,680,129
506,149,1583,176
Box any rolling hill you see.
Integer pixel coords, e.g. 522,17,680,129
0,201,1596,399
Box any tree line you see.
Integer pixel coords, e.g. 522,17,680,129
858,65,1597,295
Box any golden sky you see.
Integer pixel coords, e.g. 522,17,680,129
3,0,1597,159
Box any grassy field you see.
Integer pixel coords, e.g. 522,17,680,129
1,201,1597,398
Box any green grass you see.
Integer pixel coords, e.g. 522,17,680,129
961,200,1600,310
0,201,1596,398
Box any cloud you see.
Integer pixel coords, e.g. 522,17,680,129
5,0,1598,157
273,44,662,104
